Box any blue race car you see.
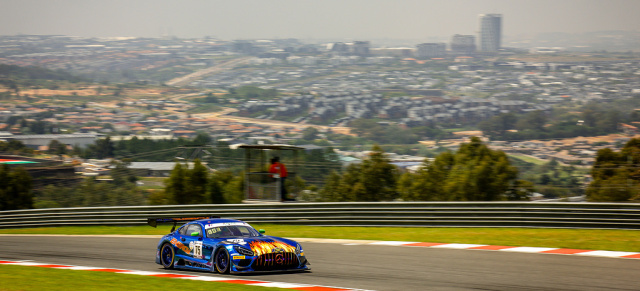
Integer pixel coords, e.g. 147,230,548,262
147,216,310,274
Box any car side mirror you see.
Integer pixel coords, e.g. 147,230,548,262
259,229,266,234
190,232,200,237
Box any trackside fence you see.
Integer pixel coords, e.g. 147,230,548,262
1,202,640,229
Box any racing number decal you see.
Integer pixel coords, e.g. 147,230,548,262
189,241,203,259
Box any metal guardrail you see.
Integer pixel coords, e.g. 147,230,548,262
1,202,640,229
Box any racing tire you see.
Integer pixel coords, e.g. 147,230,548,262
214,248,230,274
160,243,175,269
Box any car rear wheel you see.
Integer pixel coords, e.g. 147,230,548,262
160,243,175,269
214,248,230,274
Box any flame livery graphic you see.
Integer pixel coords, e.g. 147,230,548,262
249,240,296,256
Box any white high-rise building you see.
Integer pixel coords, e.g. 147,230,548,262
479,14,502,53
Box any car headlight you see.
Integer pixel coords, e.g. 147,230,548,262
296,244,303,255
234,246,254,256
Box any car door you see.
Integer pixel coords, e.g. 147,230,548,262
181,224,205,260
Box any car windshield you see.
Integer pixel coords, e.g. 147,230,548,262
206,225,261,239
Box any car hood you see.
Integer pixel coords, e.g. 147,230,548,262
220,236,298,256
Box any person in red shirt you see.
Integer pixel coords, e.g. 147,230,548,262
269,157,290,201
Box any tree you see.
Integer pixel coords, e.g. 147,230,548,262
203,92,218,103
586,138,640,202
147,190,173,205
94,136,115,159
33,177,145,208
358,144,398,201
110,159,138,186
208,177,225,204
165,163,188,204
319,170,345,202
223,174,245,204
505,180,535,201
319,145,398,202
516,110,547,132
586,173,637,202
0,165,33,210
399,137,522,201
0,140,33,155
302,127,319,141
191,133,212,145
186,159,208,204
208,170,235,204
0,164,10,210
47,140,67,155
11,166,33,209
479,113,517,138
29,121,47,134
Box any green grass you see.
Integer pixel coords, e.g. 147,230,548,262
508,153,548,165
0,264,275,291
1,225,639,252
137,177,166,190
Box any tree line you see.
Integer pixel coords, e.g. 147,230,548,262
34,178,146,209
4,136,640,211
479,104,630,141
157,159,245,205
586,138,640,202
318,138,530,202
349,119,451,145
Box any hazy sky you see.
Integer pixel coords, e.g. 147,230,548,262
1,0,638,41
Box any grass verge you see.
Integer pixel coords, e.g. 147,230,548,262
508,153,547,165
0,264,277,291
1,225,639,252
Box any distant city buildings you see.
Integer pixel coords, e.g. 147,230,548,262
352,41,371,57
328,41,370,57
232,41,257,54
450,34,476,56
329,42,349,55
479,14,502,53
416,43,446,59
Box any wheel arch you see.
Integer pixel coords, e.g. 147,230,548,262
213,245,231,273
159,241,176,269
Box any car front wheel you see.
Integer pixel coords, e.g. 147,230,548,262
160,243,175,269
214,248,230,274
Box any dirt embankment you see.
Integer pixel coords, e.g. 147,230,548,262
193,109,352,135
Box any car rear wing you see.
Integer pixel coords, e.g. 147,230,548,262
147,216,220,232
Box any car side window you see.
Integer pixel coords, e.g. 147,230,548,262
237,226,251,236
178,225,187,235
186,224,202,237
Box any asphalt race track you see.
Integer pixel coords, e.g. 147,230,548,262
1,235,639,291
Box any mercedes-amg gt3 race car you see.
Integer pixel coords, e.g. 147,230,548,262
148,216,310,274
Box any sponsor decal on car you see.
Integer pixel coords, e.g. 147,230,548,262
233,256,246,260
226,239,247,245
170,238,191,254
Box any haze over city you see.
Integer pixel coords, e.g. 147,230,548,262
2,0,640,289
1,0,639,42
